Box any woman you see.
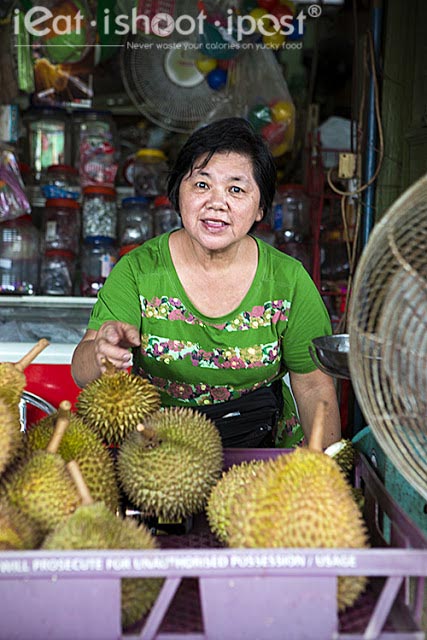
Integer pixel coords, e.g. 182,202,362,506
72,117,340,449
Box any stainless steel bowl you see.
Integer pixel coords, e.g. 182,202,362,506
309,334,350,379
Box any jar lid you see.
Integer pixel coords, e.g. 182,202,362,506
119,243,141,257
83,186,117,196
44,249,75,258
121,196,149,206
45,198,80,209
1,214,33,227
47,164,78,174
84,236,116,245
136,149,167,161
154,195,172,207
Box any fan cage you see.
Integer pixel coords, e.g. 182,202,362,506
120,0,229,134
121,36,225,133
348,173,427,500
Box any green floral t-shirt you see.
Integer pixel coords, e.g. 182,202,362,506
88,232,332,447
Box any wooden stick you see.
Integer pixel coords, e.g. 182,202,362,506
46,413,70,454
67,461,93,506
15,339,50,372
57,400,72,419
308,401,328,452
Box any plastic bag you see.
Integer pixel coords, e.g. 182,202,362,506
230,48,296,157
0,148,31,222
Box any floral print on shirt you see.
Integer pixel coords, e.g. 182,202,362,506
141,371,279,405
139,335,280,369
140,295,291,331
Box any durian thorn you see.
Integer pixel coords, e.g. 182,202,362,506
136,423,160,447
46,414,70,454
57,400,72,419
100,357,118,376
308,400,328,452
67,460,94,506
14,339,50,372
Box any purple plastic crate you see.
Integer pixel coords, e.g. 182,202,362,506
0,449,426,640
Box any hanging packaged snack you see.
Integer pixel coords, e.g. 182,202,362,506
16,0,96,108
0,148,31,222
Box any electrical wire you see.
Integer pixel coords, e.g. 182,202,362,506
335,25,385,332
326,30,384,197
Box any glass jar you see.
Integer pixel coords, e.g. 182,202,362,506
43,198,81,254
153,196,181,235
82,186,117,240
274,184,311,241
0,215,40,294
80,236,118,297
23,107,70,182
276,240,312,274
119,196,153,247
134,149,168,198
74,110,118,188
40,164,81,200
40,249,75,295
252,221,275,246
72,109,117,165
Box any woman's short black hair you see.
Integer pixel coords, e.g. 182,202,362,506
167,117,277,217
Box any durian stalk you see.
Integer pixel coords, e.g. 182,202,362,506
4,400,80,534
101,357,118,376
14,338,50,372
57,399,72,419
308,400,328,452
0,338,50,412
46,402,72,454
67,460,94,506
136,422,161,448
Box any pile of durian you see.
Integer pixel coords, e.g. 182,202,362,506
0,342,223,630
0,342,368,626
206,403,369,612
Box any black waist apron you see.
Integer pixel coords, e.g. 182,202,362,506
195,380,284,448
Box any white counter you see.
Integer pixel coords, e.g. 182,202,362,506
0,342,76,365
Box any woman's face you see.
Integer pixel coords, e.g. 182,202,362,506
178,152,264,252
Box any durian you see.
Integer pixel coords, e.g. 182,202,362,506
0,397,23,475
26,405,120,513
43,461,162,631
4,403,80,535
0,339,50,414
227,403,369,611
76,359,161,445
118,408,223,521
0,496,42,550
206,460,266,544
325,438,356,476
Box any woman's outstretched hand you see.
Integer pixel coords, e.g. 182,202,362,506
94,321,141,372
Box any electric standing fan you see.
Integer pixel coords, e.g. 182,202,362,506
120,0,230,133
348,172,427,500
